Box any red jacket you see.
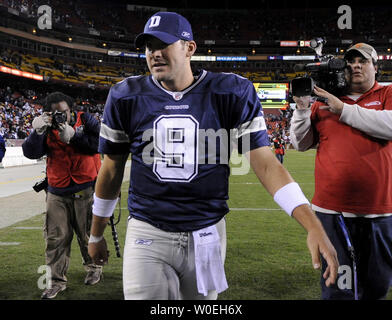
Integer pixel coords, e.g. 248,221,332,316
310,82,392,214
46,112,101,188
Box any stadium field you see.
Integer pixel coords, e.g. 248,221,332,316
0,149,391,300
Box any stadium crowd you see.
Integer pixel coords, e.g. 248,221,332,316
0,85,41,139
0,80,106,139
0,81,291,144
1,0,392,43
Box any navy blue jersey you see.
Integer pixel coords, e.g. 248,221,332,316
99,70,269,231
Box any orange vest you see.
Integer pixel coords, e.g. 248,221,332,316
46,112,101,188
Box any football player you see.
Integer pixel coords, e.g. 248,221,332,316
88,12,338,300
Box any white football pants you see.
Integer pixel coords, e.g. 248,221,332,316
122,217,226,300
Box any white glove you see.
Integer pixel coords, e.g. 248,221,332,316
58,123,75,144
32,113,52,135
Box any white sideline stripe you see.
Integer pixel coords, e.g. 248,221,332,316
0,242,21,246
13,227,41,230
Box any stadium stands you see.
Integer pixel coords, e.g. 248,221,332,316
0,74,106,138
2,1,392,44
1,1,392,140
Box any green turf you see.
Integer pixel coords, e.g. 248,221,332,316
0,149,391,300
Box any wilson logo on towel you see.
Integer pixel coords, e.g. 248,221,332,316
199,232,213,238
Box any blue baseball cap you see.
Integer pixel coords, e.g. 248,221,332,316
135,12,193,48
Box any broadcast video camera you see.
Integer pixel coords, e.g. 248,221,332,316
290,38,348,98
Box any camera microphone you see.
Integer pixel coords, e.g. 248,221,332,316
310,37,326,49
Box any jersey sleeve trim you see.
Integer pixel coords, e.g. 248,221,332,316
100,123,130,143
235,116,267,138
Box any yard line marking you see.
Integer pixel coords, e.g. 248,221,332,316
231,182,259,184
230,208,282,211
231,182,314,184
0,242,21,246
13,227,41,230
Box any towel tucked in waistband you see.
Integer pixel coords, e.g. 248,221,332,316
192,225,228,296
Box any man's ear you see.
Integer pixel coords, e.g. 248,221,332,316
186,40,197,58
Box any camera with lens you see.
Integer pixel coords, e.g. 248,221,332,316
33,177,48,193
290,37,348,98
51,111,67,129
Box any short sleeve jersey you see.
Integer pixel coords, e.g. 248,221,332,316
99,70,270,231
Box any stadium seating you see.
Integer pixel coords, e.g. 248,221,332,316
1,1,392,139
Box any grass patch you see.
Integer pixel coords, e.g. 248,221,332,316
0,149,390,300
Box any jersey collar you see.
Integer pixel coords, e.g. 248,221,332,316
151,70,207,101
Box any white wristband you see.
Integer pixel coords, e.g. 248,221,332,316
89,234,103,243
273,182,310,216
92,193,119,218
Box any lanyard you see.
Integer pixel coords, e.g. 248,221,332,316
337,215,358,300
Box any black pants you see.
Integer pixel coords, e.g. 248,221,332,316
316,212,392,300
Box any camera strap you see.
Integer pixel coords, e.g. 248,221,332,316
337,215,358,300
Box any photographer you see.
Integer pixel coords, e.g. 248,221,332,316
290,43,392,300
22,92,102,299
0,134,5,162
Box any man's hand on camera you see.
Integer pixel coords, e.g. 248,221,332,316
58,122,75,144
293,95,311,110
314,85,344,115
88,236,109,266
32,113,52,135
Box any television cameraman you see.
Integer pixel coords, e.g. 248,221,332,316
290,43,392,300
22,92,102,299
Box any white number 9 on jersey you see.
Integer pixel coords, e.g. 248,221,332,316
153,115,199,182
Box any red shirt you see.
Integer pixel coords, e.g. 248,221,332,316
311,82,392,214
